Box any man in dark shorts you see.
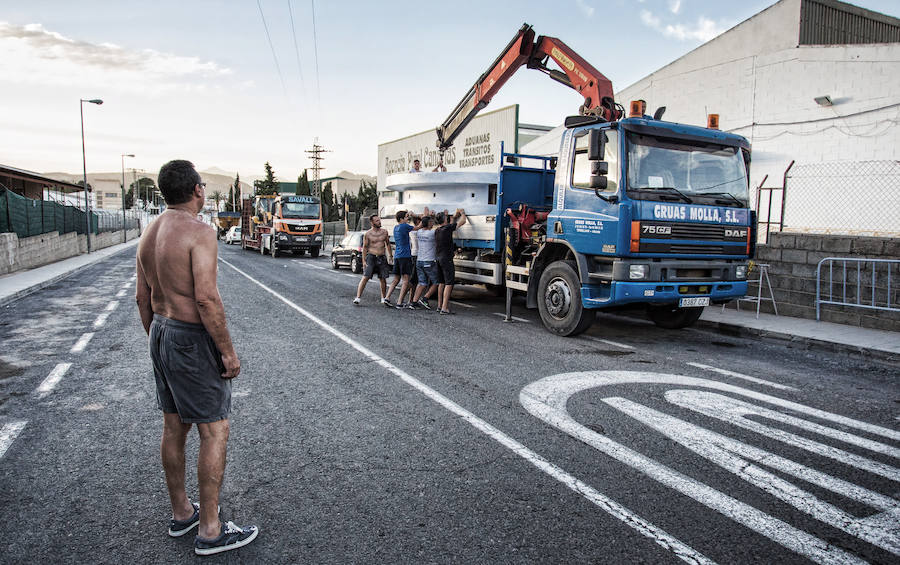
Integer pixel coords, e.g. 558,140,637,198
136,160,258,556
353,214,394,306
434,208,467,314
384,210,417,308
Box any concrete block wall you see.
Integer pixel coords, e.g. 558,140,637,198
750,233,900,330
0,229,139,275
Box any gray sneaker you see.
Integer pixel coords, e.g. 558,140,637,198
194,521,259,556
416,299,431,310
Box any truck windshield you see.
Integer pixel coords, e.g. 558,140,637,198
626,132,749,206
281,202,320,219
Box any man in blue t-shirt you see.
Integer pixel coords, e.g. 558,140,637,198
385,210,417,307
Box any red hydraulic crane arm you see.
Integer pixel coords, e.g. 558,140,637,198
436,23,622,153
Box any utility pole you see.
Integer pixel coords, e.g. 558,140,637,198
305,139,330,199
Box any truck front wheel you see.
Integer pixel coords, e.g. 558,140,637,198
537,261,594,337
309,246,320,258
646,305,704,329
271,242,279,258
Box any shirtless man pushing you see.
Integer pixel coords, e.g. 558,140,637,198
136,159,258,556
353,214,393,306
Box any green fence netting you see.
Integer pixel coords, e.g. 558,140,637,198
0,188,140,238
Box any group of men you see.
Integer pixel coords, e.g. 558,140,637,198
353,207,466,315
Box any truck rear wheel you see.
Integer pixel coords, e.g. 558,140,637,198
537,261,594,337
646,305,704,329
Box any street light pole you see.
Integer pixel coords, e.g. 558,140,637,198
80,98,103,253
121,153,134,243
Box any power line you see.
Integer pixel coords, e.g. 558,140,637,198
257,0,289,97
310,0,322,115
287,0,306,102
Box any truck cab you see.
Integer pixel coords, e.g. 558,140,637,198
523,116,753,333
241,194,324,257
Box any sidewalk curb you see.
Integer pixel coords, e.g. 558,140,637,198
696,318,899,365
0,242,137,308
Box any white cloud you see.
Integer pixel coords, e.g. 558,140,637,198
639,9,728,42
575,0,594,17
668,0,682,14
0,21,232,93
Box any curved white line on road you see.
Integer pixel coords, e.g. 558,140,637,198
520,371,892,564
218,258,715,565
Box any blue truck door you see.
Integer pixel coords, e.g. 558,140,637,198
549,127,621,256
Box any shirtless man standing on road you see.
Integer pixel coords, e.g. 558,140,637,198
353,214,394,306
136,159,258,556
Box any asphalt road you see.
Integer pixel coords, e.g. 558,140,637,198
0,242,897,564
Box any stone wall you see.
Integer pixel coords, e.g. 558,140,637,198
752,233,900,330
0,229,140,275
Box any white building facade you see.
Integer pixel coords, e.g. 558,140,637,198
615,0,900,235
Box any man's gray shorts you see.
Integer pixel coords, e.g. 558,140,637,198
149,314,231,423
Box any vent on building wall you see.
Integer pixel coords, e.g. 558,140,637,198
800,0,900,45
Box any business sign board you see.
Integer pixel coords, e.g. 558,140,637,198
377,104,519,190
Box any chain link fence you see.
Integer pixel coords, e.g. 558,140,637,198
0,188,141,238
784,160,900,236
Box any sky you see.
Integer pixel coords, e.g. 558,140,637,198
1,0,898,183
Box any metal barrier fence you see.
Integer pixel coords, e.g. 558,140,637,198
785,160,900,236
815,257,900,320
323,221,346,249
0,188,140,238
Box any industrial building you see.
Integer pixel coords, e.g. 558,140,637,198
611,0,900,236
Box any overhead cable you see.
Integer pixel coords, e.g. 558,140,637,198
257,0,289,97
287,0,306,101
310,0,322,114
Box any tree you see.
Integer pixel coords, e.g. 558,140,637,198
129,177,157,208
253,162,278,195
226,173,241,212
210,190,224,211
296,170,311,195
321,181,337,221
356,180,378,212
75,180,92,192
124,187,135,209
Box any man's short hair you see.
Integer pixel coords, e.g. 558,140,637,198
395,210,408,222
435,212,446,225
421,216,434,229
413,159,420,163
369,214,379,223
158,160,200,205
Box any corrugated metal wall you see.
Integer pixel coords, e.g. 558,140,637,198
800,0,900,45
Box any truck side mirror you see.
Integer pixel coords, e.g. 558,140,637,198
590,175,608,190
591,161,608,176
588,130,606,160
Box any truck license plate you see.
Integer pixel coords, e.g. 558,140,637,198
679,297,710,307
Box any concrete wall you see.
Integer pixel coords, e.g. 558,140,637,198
750,233,900,330
0,228,140,275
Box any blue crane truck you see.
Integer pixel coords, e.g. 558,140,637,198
404,23,755,336
438,113,753,336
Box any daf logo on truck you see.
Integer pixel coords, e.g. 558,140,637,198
725,228,748,238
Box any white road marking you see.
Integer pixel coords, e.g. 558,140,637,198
70,332,95,353
449,300,474,309
115,289,127,298
343,273,357,279
105,300,119,312
687,362,794,390
605,396,900,554
586,336,635,350
521,371,895,564
492,312,530,323
667,390,900,466
36,363,72,399
218,258,713,564
121,282,131,290
93,312,110,328
0,421,27,460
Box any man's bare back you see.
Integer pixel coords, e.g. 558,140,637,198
137,210,212,325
